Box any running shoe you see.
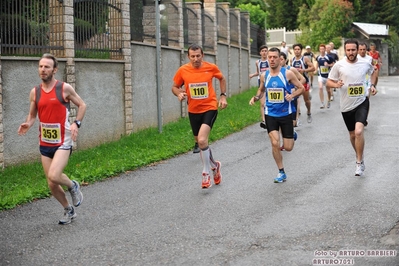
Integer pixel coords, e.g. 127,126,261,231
212,161,222,185
327,101,331,108
201,173,212,189
330,95,334,101
193,142,200,153
260,121,267,129
274,172,287,183
59,206,76,225
294,130,298,141
355,162,364,176
280,145,285,151
320,103,325,109
69,180,83,207
361,161,366,172
307,114,312,123
296,119,301,127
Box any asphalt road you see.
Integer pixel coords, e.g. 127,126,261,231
1,76,399,266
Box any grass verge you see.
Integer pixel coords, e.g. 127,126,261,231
0,87,260,211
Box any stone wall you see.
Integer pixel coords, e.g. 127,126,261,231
0,0,252,167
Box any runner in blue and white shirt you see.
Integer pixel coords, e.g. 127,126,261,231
249,47,304,183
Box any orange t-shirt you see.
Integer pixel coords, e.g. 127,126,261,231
173,61,223,114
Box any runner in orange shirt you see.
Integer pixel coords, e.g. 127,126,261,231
172,44,228,189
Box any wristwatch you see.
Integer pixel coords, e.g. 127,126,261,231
220,92,227,97
74,120,81,128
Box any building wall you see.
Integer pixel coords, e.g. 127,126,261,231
74,61,125,149
2,59,66,164
0,0,255,167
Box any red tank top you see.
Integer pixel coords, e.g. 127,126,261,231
35,81,72,147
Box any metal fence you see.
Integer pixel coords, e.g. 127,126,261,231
202,12,215,51
0,0,63,56
74,0,123,59
0,0,123,59
130,0,144,42
1,0,259,57
240,16,248,47
229,10,239,46
183,5,199,48
217,6,228,43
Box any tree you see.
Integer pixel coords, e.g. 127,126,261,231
296,0,354,49
265,0,302,30
237,3,267,28
236,0,268,11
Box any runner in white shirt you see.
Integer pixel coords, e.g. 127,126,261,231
327,39,378,177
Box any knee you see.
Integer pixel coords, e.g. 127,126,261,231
197,138,208,148
354,128,363,138
47,177,58,190
270,138,279,148
47,175,56,185
46,170,60,184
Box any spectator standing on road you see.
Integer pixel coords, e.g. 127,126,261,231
18,53,86,225
249,45,269,129
327,39,378,177
249,47,304,183
172,44,227,189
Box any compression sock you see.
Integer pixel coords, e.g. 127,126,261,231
200,146,211,174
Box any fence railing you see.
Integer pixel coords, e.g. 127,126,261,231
266,27,301,48
0,0,64,56
74,0,123,59
1,0,265,57
0,0,123,59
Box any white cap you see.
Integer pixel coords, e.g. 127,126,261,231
306,45,311,49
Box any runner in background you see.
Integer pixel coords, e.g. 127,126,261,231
250,45,269,129
368,43,382,87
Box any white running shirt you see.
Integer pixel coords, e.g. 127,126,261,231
328,58,374,112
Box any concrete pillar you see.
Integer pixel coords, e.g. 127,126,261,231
119,0,133,134
242,11,251,90
0,42,3,168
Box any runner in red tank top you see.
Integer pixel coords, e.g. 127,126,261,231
368,43,381,86
18,54,87,225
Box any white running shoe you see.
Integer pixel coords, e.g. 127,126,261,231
59,206,76,225
355,162,364,176
69,180,83,207
307,114,312,123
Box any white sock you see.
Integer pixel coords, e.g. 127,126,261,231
200,147,211,174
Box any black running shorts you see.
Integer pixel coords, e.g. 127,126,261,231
189,110,218,137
